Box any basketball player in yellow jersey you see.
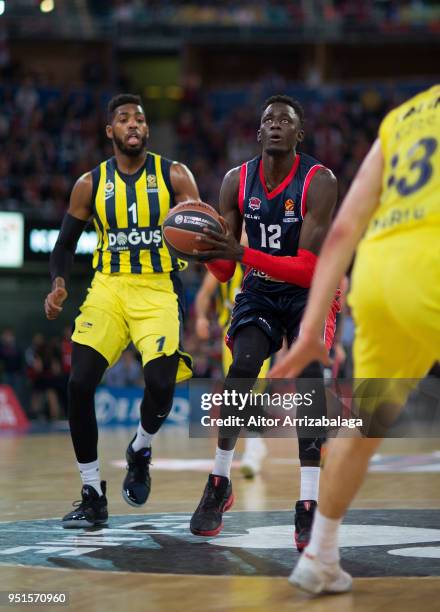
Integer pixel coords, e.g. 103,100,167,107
270,84,440,593
195,266,270,478
44,94,200,527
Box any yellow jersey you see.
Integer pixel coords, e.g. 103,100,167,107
364,84,440,243
91,153,186,274
216,265,244,329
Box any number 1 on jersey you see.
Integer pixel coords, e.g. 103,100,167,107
156,336,165,352
128,202,138,224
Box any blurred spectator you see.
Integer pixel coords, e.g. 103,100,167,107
0,328,24,400
24,333,63,421
25,333,47,419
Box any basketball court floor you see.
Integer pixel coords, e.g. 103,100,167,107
1,428,439,611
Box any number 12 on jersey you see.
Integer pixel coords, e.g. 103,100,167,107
260,223,281,249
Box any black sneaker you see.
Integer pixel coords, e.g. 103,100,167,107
190,474,234,536
62,481,108,528
294,500,317,552
122,440,152,507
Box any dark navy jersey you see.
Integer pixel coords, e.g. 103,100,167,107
238,152,325,295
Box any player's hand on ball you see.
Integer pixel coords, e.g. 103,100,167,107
268,331,332,378
45,278,68,320
194,223,244,262
217,215,229,234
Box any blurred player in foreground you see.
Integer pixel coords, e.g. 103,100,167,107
45,94,199,527
270,84,440,593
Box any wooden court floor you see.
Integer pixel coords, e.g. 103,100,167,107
0,428,439,612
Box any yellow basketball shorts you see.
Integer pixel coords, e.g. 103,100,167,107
348,231,440,403
72,271,192,383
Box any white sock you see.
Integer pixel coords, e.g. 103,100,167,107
306,509,342,564
212,447,234,479
300,466,320,501
132,423,154,452
78,459,102,496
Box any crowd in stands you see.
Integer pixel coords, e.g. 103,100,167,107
9,0,440,28
0,75,113,220
1,69,423,222
107,1,440,29
175,75,424,212
0,326,71,420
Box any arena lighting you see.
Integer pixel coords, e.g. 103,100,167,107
0,2,5,17
40,0,55,13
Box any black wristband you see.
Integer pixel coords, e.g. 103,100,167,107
50,213,88,283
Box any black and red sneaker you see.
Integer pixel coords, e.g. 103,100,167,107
190,474,234,536
294,500,317,552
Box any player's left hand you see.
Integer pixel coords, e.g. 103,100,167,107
268,331,332,378
193,223,244,261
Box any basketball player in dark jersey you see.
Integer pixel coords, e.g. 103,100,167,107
190,95,339,550
44,94,200,527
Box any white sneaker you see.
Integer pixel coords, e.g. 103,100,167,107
289,550,352,594
240,437,267,478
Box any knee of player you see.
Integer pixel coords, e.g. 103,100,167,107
228,358,261,380
68,373,97,399
143,365,177,396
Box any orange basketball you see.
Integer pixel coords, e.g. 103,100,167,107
163,200,225,260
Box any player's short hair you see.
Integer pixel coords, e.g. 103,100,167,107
261,95,305,127
107,94,145,123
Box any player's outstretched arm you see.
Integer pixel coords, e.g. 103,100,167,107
44,173,93,320
170,162,200,204
269,139,383,378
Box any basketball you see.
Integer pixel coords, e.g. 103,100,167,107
163,200,225,260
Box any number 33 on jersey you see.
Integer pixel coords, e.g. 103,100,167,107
367,84,440,240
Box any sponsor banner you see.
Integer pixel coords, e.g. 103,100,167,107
0,385,29,430
95,384,189,427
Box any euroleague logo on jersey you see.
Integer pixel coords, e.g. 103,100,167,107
249,197,261,211
284,198,298,221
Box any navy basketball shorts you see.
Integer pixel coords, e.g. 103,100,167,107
226,288,309,355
